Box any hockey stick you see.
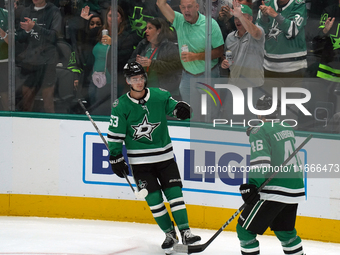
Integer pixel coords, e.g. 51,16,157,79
78,99,148,199
174,134,313,254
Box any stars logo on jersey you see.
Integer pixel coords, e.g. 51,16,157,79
112,99,119,108
330,24,340,50
131,115,160,141
267,22,282,41
68,52,76,65
129,7,154,38
138,179,147,189
29,29,40,40
319,13,328,29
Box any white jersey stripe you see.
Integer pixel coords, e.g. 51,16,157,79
262,186,305,194
250,156,271,164
107,130,125,138
107,138,124,143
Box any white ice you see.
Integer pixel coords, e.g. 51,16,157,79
0,216,339,255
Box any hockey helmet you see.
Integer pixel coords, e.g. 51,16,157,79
124,62,147,79
124,62,148,91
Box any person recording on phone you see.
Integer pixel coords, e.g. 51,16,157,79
88,5,137,116
220,1,265,122
87,6,113,115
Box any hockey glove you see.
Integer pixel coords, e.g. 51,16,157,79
239,184,260,205
174,101,192,120
109,154,129,178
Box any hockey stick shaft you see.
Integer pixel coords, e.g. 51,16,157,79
77,99,137,193
175,134,313,254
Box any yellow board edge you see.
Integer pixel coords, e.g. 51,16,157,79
0,194,339,244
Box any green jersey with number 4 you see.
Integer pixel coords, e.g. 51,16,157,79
248,122,305,204
107,88,178,165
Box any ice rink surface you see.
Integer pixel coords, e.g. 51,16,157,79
0,216,339,255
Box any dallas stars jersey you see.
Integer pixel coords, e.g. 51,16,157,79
249,122,305,204
317,4,340,82
256,0,307,72
107,88,178,165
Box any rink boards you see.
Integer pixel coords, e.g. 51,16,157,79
0,115,339,243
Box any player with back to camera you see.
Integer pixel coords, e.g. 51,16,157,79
107,62,201,254
237,95,305,255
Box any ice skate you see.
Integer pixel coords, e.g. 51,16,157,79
180,228,201,245
161,228,179,254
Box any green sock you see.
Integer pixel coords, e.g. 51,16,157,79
236,223,260,254
145,189,173,233
275,229,304,255
164,186,189,231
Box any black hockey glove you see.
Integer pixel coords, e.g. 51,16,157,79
239,184,260,205
109,154,129,178
174,101,192,120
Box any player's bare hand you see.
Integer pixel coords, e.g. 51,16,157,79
81,6,93,20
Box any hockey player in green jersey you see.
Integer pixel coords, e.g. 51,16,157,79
107,62,201,253
237,95,305,255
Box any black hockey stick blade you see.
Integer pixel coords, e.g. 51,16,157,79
174,134,313,254
173,204,246,254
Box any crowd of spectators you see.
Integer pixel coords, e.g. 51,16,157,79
0,0,339,134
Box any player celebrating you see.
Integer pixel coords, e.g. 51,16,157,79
237,95,305,255
107,62,201,253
